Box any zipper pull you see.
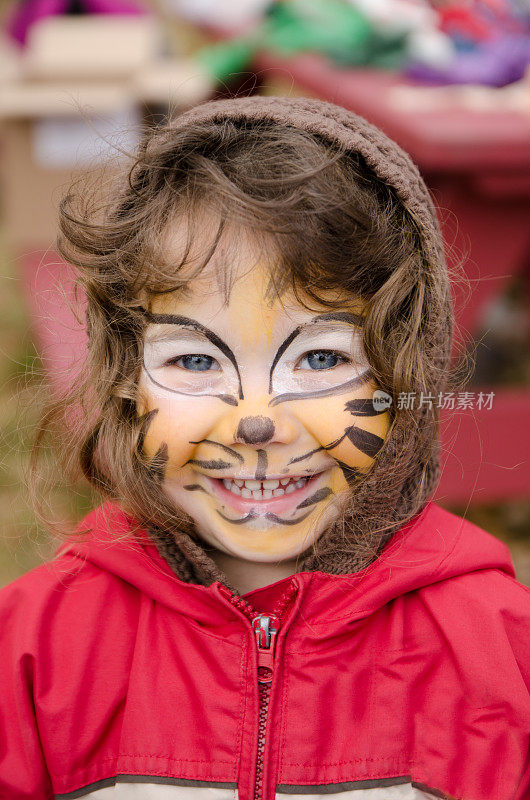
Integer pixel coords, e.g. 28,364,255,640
252,614,280,682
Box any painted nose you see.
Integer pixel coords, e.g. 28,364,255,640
235,416,275,445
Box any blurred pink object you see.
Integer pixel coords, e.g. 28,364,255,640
8,0,147,46
20,252,88,398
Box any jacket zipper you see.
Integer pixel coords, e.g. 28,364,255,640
252,613,279,800
219,584,298,800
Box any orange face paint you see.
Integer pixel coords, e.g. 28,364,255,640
138,231,391,565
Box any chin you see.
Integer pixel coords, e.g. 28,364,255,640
196,520,326,565
224,545,310,565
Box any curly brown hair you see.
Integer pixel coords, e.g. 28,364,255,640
31,107,461,578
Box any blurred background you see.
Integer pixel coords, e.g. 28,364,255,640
0,0,529,587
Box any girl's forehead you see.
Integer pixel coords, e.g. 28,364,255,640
157,211,367,320
148,260,367,340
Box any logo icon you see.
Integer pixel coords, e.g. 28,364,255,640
372,390,392,412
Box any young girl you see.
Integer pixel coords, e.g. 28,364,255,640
0,96,528,800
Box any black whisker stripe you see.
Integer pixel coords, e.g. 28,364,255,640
335,459,362,486
142,310,244,400
296,487,333,509
288,446,323,466
268,312,364,396
216,394,239,406
185,458,233,470
189,440,244,462
149,442,169,482
345,398,386,416
268,326,302,393
183,484,208,493
269,370,372,407
288,431,348,466
216,510,257,525
265,509,314,525
143,363,238,406
255,449,268,481
345,425,385,458
135,409,169,481
136,408,158,454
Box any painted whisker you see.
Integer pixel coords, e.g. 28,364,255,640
288,431,349,465
345,398,387,416
255,449,268,481
269,370,372,407
265,510,314,525
149,442,169,483
345,425,384,458
189,440,244,462
141,310,244,400
296,487,333,509
335,459,362,486
185,458,234,470
216,511,257,525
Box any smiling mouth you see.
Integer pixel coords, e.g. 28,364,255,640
207,470,329,517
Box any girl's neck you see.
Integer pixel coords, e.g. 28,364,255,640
209,550,300,595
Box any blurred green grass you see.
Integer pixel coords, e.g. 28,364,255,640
0,234,529,588
0,235,93,587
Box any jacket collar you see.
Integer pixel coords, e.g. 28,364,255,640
56,501,514,627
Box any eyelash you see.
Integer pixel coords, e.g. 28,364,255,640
163,350,352,371
164,355,219,370
295,350,351,370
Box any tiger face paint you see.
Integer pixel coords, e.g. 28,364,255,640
138,233,391,566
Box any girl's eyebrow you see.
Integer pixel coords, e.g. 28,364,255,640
145,327,210,344
312,311,364,327
142,310,243,400
268,311,364,392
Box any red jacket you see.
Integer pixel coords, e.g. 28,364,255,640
0,501,529,800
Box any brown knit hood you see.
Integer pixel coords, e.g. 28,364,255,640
141,95,453,589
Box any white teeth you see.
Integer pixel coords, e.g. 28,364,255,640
220,475,311,500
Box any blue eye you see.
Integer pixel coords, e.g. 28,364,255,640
299,351,347,370
167,355,219,371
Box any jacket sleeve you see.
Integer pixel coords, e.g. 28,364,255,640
0,577,54,800
500,579,530,800
515,762,530,800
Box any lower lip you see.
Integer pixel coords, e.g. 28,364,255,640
207,471,328,516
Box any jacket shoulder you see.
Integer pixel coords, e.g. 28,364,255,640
0,549,101,607
0,503,143,628
0,546,141,655
415,562,530,695
426,502,517,556
418,502,528,610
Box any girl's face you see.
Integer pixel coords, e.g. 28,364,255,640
138,225,391,564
